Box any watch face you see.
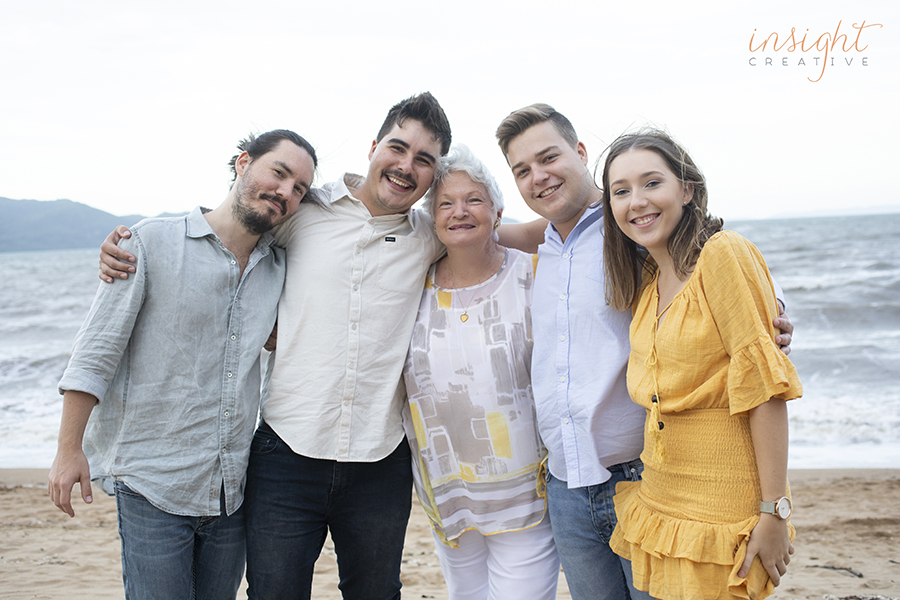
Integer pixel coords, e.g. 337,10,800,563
776,497,791,519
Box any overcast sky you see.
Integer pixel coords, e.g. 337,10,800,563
2,0,897,222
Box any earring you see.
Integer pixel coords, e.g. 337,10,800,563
493,219,501,229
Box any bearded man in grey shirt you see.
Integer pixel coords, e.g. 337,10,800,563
48,129,316,600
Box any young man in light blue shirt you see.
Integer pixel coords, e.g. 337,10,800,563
496,105,793,600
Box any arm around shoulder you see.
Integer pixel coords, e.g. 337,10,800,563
497,218,549,254
99,225,136,283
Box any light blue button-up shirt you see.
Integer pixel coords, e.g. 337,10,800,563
531,205,646,489
532,205,787,489
59,207,284,516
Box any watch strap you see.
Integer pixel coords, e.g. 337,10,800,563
760,496,790,519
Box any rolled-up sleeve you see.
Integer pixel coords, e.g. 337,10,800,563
58,233,146,402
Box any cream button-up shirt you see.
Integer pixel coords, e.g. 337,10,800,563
262,174,443,462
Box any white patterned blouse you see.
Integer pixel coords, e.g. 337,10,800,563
402,248,547,546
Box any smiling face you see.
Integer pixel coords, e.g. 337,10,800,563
432,171,501,251
232,139,315,234
356,119,442,217
607,148,693,260
505,121,597,240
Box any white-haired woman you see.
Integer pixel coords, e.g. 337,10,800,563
402,145,559,599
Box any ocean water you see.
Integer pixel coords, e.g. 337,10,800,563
729,213,900,468
0,213,898,469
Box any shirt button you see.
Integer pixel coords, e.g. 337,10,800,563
559,335,566,341
353,284,359,291
559,294,567,300
351,323,357,330
563,417,570,424
221,448,227,454
224,411,229,417
227,372,233,378
230,334,236,340
562,253,569,259
231,259,236,265
559,376,566,383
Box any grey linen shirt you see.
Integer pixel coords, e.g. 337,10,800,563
58,207,285,516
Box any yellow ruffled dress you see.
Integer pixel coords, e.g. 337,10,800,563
609,231,803,600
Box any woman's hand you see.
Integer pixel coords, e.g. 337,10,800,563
739,513,793,585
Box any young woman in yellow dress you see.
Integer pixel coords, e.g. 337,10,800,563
600,129,802,600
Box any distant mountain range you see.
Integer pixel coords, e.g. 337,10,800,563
0,197,185,253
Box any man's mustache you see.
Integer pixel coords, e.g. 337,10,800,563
260,193,287,215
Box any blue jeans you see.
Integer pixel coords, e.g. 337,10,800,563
114,481,245,600
244,422,413,600
546,459,654,600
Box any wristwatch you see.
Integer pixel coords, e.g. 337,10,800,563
760,496,792,519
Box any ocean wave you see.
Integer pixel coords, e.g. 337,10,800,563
788,392,900,446
0,353,70,386
789,306,900,334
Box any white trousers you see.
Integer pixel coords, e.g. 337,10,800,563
432,515,560,600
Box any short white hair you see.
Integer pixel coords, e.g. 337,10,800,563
422,144,504,219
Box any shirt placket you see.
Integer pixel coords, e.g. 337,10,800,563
216,248,243,513
338,220,371,459
219,243,265,513
555,235,579,486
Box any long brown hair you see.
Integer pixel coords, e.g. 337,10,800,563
600,129,723,311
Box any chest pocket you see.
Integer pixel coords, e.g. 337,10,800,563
377,235,429,294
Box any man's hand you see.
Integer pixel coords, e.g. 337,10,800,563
738,514,793,586
774,301,793,356
48,448,93,518
49,390,99,517
264,322,278,352
99,226,135,283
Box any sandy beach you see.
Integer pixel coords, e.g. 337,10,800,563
1,468,897,599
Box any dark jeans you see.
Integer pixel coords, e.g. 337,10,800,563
244,422,413,600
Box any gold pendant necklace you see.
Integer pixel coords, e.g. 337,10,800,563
458,289,476,323
440,248,504,324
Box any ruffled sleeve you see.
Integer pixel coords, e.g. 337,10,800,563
696,231,802,415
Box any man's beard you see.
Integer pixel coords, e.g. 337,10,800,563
232,179,285,235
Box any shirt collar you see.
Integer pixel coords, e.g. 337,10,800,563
544,202,603,246
318,173,365,205
185,206,215,239
320,173,418,223
184,206,276,253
